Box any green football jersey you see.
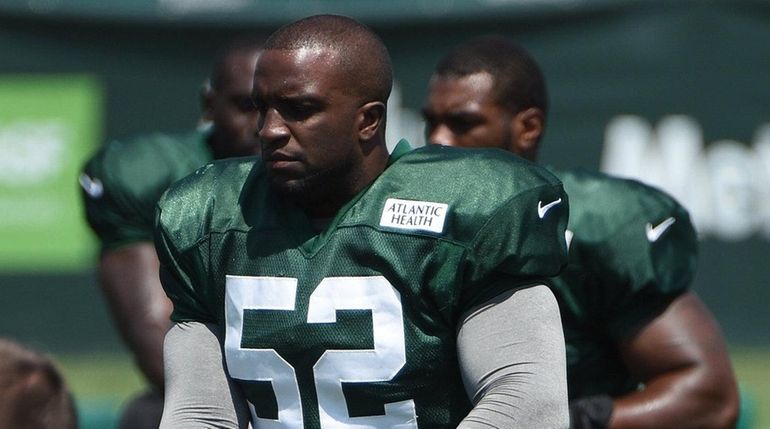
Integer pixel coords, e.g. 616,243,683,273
549,167,698,399
156,142,570,429
80,131,213,251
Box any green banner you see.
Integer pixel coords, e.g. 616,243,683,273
0,75,102,272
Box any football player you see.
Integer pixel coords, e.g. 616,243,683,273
156,15,572,429
422,36,739,429
79,39,262,428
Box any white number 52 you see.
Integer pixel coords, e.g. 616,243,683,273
225,275,418,428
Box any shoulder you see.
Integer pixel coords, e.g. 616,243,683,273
83,131,210,193
87,131,205,170
550,167,697,300
385,145,565,220
552,167,692,240
157,156,263,250
556,168,678,205
352,144,567,248
160,155,257,203
405,144,563,188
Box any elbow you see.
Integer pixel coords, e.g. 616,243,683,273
711,388,740,429
705,367,741,429
693,373,740,429
552,398,571,429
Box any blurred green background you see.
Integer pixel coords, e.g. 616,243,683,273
0,0,768,427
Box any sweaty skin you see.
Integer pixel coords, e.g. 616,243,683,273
610,292,738,429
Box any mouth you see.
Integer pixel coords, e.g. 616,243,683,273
263,152,302,173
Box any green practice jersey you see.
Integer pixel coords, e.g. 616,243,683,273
549,168,698,399
156,142,569,429
80,131,213,251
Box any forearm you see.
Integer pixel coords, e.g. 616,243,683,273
609,366,737,429
457,285,569,429
99,243,172,389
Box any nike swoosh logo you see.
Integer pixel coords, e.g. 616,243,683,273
538,198,562,219
645,217,676,242
79,173,104,198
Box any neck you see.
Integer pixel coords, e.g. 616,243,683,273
303,140,390,220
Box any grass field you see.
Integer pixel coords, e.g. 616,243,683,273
58,347,770,429
731,347,770,429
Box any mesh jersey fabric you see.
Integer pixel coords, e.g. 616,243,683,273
156,142,570,428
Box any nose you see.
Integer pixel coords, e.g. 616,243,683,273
427,124,456,147
258,108,289,145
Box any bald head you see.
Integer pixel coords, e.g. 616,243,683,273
264,14,393,104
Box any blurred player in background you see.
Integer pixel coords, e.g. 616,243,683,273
156,14,571,429
0,337,78,429
79,39,262,428
422,36,739,429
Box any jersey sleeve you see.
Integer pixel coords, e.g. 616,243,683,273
80,148,158,252
154,168,217,324
81,132,211,253
592,199,697,339
462,182,570,308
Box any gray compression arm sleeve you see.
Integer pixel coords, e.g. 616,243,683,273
160,322,251,429
457,285,570,429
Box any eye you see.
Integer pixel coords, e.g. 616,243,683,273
421,111,437,133
422,112,434,126
281,101,320,122
447,116,481,135
251,97,267,114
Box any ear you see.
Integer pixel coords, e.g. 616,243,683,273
357,101,386,142
511,107,544,160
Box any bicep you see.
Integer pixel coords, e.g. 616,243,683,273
609,292,739,428
161,322,251,429
457,285,569,429
618,291,733,383
99,242,172,387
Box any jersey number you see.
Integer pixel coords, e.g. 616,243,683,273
225,275,418,428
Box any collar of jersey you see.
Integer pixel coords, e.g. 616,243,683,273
298,139,413,256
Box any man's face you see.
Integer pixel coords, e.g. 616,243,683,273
423,72,515,151
252,47,363,204
206,50,261,158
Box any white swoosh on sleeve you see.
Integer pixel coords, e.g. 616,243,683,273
645,217,676,242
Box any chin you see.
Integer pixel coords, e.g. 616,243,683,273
270,176,311,200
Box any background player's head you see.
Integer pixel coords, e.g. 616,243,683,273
423,35,548,161
202,38,263,159
0,338,78,429
253,14,393,217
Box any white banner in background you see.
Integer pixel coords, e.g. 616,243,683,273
601,115,770,242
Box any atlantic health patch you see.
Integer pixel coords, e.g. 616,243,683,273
379,198,448,234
